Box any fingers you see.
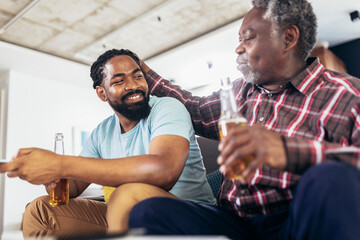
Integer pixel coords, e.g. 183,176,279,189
14,148,36,158
219,141,254,171
218,126,248,152
46,180,59,189
217,126,250,167
218,127,251,165
241,155,260,181
217,125,288,183
7,169,19,178
1,161,18,173
217,125,265,183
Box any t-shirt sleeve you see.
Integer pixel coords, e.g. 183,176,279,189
80,128,101,158
149,97,193,141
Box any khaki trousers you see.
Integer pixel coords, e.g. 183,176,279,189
22,183,177,239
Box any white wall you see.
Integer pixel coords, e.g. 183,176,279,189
0,42,112,240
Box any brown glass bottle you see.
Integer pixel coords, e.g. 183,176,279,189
49,133,69,206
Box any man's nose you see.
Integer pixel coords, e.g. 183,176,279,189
125,77,139,91
235,42,245,55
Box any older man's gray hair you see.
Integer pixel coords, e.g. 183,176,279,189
252,0,317,60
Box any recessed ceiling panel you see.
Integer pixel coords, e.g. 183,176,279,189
77,0,251,64
1,18,55,48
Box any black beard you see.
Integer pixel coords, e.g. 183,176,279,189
109,90,151,121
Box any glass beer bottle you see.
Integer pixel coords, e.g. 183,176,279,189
49,133,69,206
218,77,251,180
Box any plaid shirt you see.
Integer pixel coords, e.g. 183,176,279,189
145,58,360,217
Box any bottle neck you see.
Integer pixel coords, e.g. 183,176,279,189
54,133,64,155
219,79,247,124
54,141,64,155
220,87,238,117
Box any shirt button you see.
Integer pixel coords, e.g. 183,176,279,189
259,117,264,122
268,93,272,97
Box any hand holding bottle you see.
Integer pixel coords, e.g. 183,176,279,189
217,77,250,181
218,124,287,183
217,77,287,183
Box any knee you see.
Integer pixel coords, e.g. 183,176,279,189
287,163,360,239
295,162,359,201
107,183,148,208
23,195,50,221
106,183,160,232
129,197,172,230
300,162,358,188
22,195,50,237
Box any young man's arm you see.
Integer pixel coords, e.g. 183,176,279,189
1,135,188,191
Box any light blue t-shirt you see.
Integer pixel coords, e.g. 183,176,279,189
81,96,216,205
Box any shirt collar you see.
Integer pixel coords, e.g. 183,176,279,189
289,57,325,96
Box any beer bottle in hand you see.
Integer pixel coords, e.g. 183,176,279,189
49,133,69,206
218,77,252,180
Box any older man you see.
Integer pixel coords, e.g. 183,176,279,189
0,49,215,238
129,0,360,239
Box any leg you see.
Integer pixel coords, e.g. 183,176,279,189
283,162,360,240
22,195,107,239
106,183,177,234
129,197,257,239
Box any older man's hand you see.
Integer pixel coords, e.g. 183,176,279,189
217,125,287,184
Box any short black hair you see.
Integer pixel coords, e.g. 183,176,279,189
90,49,141,89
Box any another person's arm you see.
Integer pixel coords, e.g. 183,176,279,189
141,60,228,139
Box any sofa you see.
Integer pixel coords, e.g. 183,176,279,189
197,136,223,199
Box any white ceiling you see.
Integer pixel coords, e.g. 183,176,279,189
0,0,359,66
0,0,251,65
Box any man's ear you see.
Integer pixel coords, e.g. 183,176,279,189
96,86,107,102
283,25,300,52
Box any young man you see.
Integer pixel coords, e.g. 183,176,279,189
0,49,215,238
128,0,360,239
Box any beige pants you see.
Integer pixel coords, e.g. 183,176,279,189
22,183,177,239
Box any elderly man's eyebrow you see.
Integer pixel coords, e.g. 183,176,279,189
111,68,142,80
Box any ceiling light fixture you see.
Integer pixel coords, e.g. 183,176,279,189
0,0,42,34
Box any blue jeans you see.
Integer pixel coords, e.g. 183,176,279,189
129,162,360,240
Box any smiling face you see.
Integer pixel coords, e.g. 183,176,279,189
96,55,151,121
235,7,285,85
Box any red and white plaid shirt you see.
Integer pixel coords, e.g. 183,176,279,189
145,58,360,217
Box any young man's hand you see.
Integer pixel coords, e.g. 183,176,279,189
2,148,64,185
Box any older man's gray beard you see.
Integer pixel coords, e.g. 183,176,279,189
240,67,261,84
